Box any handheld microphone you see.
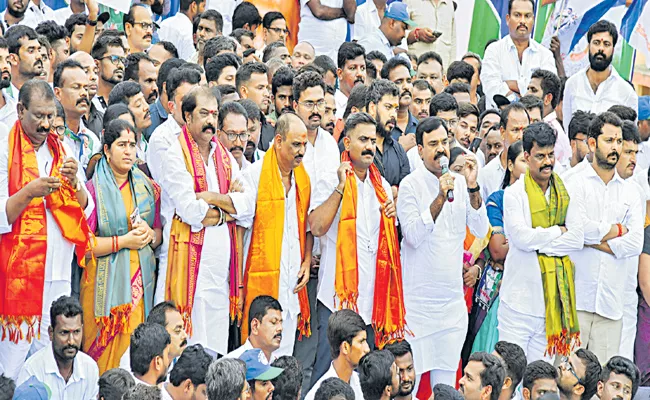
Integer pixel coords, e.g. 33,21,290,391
439,156,454,203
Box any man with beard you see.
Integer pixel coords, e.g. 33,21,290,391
17,296,99,398
308,112,403,385
69,51,102,137
144,58,184,140
0,37,17,130
159,0,206,61
556,348,601,400
492,341,527,400
54,59,101,172
459,353,505,400
358,351,401,400
321,85,337,135
357,2,414,62
217,101,250,169
335,42,366,119
124,5,154,54
563,21,638,131
35,21,69,75
5,25,43,101
225,295,284,363
564,112,643,363
455,102,480,152
1,0,37,31
595,357,639,400
163,344,213,400
237,62,275,151
268,66,294,124
385,340,417,400
238,98,266,166
381,58,418,152
125,52,159,105
476,109,502,167
398,116,487,388
480,0,557,110
91,35,126,114
189,10,222,64
410,80,433,123
522,361,559,400
129,322,172,386
108,81,153,165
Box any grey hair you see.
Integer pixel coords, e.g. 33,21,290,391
206,358,247,400
462,51,482,72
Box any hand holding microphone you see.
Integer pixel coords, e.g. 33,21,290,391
439,155,455,203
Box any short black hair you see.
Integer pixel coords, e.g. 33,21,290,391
182,86,217,122
123,4,147,30
19,79,55,110
146,301,177,328
122,384,161,400
458,102,480,120
416,116,449,146
531,69,561,108
196,9,223,35
262,41,287,63
64,13,87,38
103,104,135,132
296,62,323,79
91,35,124,60
412,79,434,95
292,70,325,103
313,55,337,76
367,50,388,63
328,309,366,359
480,109,501,127
130,322,171,376
271,356,303,400
49,295,83,329
523,360,558,394
157,58,185,95
344,84,369,119
0,37,7,51
166,67,202,100
500,102,530,129
599,357,640,399
359,350,395,400
430,92,458,117
53,58,83,89
522,122,557,153
236,62,268,95
203,36,237,64
248,295,283,333
98,368,135,400
0,374,15,400
608,105,637,122
206,53,241,84
622,120,641,143
314,377,355,400
180,0,204,12
344,112,376,136
238,98,261,122
263,11,285,29
519,95,544,118
365,79,399,109
169,344,213,387
217,84,238,98
272,66,295,96
444,82,471,96
108,81,142,106
5,25,39,55
55,99,65,123
434,383,465,400
587,20,618,47
230,28,255,43
589,111,622,140
575,348,601,400
124,52,155,82
153,41,179,58
494,341,527,391
232,1,261,30
383,339,412,358
337,42,365,69
507,0,535,14
468,352,506,400
447,60,474,83
380,57,410,80
366,61,377,80
218,100,248,129
35,21,68,47
568,110,595,141
417,51,444,70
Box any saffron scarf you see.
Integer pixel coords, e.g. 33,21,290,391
88,157,156,352
0,121,92,343
335,151,407,348
242,145,311,341
524,169,580,356
165,126,240,335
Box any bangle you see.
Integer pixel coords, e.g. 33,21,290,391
86,19,98,26
413,28,420,41
216,207,224,226
334,186,344,196
617,223,623,237
476,265,482,280
111,235,117,253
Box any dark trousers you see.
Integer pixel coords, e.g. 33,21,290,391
292,276,319,397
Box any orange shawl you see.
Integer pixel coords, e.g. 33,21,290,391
242,145,311,341
335,151,408,348
165,127,239,335
0,121,92,343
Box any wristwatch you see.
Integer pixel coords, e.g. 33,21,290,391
86,18,98,26
468,184,480,193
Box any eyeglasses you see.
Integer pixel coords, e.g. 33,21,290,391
561,357,582,386
268,27,290,35
131,21,154,30
299,100,327,111
53,125,66,136
441,117,459,128
224,131,250,142
99,55,126,65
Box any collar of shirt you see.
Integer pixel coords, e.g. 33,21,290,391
504,35,540,54
43,346,87,383
544,111,558,123
584,160,624,184
152,98,169,120
391,112,418,139
580,64,619,86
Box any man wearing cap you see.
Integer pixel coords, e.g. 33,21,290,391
12,376,51,400
637,96,650,170
357,2,416,62
240,349,284,400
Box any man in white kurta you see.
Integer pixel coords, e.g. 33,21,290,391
398,117,488,388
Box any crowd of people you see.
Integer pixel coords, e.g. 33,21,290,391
0,0,647,398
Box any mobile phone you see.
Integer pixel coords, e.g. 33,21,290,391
469,137,482,153
130,208,143,226
433,31,443,38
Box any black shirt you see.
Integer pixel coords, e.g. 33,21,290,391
373,135,410,187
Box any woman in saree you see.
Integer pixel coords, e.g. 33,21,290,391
81,119,163,374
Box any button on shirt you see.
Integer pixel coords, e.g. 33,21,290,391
404,0,456,65
158,12,196,60
374,136,410,187
480,36,557,110
564,163,644,320
562,66,639,132
26,0,56,25
17,346,99,400
357,27,394,63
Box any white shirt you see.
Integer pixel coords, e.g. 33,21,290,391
0,9,38,31
334,89,348,120
17,347,99,400
564,163,644,320
157,12,196,61
559,157,590,181
298,0,348,63
311,169,394,323
161,385,174,400
0,93,17,131
157,139,241,356
403,0,456,65
357,27,394,64
562,66,638,132
25,0,56,25
147,117,182,183
304,363,364,400
636,141,650,171
477,154,506,201
303,128,341,189
62,120,101,174
224,339,277,363
480,36,557,110
544,111,571,166
206,0,241,35
406,146,423,173
241,149,266,170
500,177,584,317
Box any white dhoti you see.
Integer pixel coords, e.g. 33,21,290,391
497,301,552,364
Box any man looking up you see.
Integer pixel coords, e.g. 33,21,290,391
5,25,43,100
384,340,417,400
123,5,154,54
492,341,527,400
124,52,158,105
163,344,213,400
130,322,172,386
335,42,366,119
91,35,126,114
236,61,274,151
522,361,559,400
158,0,206,61
556,348,601,400
459,352,506,400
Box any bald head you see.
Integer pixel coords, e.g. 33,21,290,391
276,112,305,140
292,41,315,70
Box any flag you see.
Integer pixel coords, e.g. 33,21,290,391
626,0,650,68
466,0,508,57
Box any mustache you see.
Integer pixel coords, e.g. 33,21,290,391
309,112,321,119
63,345,79,352
540,164,553,171
294,153,304,160
354,77,365,84
144,34,153,40
361,149,375,156
280,107,293,114
180,339,188,347
203,124,216,134
148,90,158,100
76,97,89,106
230,145,244,153
518,24,528,30
434,152,446,160
274,333,283,340
401,90,412,97
608,151,619,158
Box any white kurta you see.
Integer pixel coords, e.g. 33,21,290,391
230,153,305,356
0,138,94,379
157,139,241,356
477,155,506,201
397,166,489,373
